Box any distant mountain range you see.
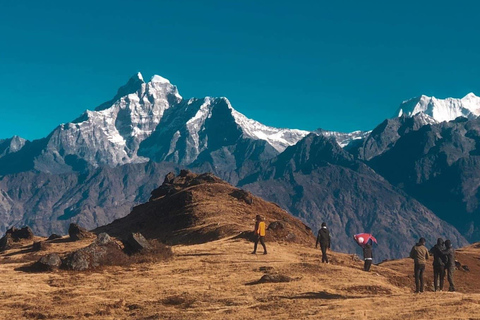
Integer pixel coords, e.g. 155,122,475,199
0,73,478,259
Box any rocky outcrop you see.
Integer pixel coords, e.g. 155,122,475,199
62,234,126,271
0,226,34,251
122,233,152,255
34,253,62,271
68,223,94,241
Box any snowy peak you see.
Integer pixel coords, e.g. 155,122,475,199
0,136,27,158
397,93,480,123
314,129,370,148
226,98,309,152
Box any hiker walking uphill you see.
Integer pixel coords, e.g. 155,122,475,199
442,239,456,292
315,222,330,263
410,237,429,293
252,215,267,255
430,238,446,291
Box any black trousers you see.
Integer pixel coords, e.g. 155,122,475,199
414,263,425,292
446,266,455,291
253,236,267,253
320,244,328,263
433,265,445,291
364,259,372,271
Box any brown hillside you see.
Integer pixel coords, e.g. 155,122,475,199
1,236,480,319
96,170,315,246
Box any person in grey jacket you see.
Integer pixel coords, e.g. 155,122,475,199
410,237,429,293
442,239,456,292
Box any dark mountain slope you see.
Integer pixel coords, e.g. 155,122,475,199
238,134,467,260
369,117,480,241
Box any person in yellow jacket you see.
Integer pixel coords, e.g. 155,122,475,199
252,215,267,254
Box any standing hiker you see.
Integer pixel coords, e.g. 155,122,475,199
252,215,267,255
363,243,373,271
315,222,331,263
442,239,456,292
409,237,429,293
429,238,446,291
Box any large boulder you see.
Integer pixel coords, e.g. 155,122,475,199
122,233,152,255
32,241,51,251
0,233,14,252
47,234,62,241
7,226,34,240
62,234,127,271
68,223,94,241
34,253,62,271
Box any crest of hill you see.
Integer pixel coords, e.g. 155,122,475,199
96,170,315,245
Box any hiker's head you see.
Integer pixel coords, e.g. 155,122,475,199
444,239,452,248
256,215,262,221
419,237,426,245
321,222,327,228
437,238,444,246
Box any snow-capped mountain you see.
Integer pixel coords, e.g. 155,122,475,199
0,136,26,158
0,73,311,174
397,93,480,123
314,129,370,147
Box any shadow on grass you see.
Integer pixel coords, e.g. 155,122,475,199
279,291,351,300
47,237,74,244
177,253,223,257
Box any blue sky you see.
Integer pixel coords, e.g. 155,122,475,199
1,0,479,140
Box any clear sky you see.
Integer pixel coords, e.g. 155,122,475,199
1,0,479,140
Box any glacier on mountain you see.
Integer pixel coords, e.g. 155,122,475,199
397,93,480,123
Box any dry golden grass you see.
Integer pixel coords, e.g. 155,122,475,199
1,235,480,320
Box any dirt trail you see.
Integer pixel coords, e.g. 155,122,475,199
1,237,480,319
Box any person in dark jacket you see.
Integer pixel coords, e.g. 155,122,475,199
429,238,446,291
410,237,429,293
363,243,373,271
315,222,331,263
442,239,456,292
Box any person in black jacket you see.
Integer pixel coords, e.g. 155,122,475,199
363,243,373,271
429,238,446,291
442,239,456,292
315,222,331,263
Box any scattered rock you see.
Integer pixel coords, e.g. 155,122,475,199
0,233,14,252
122,233,152,255
230,189,254,205
164,172,176,184
32,241,51,251
285,232,297,241
258,266,274,273
7,226,34,240
257,274,293,283
96,233,111,245
268,221,285,231
68,223,94,241
62,238,126,271
455,260,462,269
34,253,62,271
0,226,34,251
47,234,62,241
351,254,362,262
